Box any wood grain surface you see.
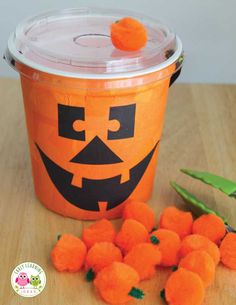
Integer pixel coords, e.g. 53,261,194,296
0,79,236,305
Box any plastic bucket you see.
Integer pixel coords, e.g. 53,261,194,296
5,8,183,220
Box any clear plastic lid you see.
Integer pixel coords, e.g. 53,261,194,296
6,8,183,79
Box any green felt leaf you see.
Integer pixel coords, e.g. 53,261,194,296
85,268,95,282
172,265,178,272
170,181,228,224
160,289,166,302
150,235,160,244
181,169,236,198
129,287,145,299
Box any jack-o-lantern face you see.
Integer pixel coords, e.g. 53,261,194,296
17,58,180,219
36,103,159,211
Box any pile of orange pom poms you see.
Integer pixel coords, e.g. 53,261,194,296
50,201,235,305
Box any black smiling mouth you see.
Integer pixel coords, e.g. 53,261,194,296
36,141,159,211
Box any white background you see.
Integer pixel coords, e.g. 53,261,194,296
0,0,235,83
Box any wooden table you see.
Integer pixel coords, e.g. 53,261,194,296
0,79,236,305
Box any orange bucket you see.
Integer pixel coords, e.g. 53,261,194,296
5,8,183,220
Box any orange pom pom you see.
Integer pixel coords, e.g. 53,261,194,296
85,242,122,278
115,219,149,254
82,219,116,249
159,206,193,239
179,234,220,265
164,268,205,305
220,232,236,270
192,214,226,244
123,201,155,232
124,243,162,280
51,234,87,272
110,17,147,51
94,262,144,304
179,250,215,287
151,229,181,267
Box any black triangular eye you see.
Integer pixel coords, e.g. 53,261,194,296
58,104,85,141
108,104,136,140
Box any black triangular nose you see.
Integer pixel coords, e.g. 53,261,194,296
70,136,123,165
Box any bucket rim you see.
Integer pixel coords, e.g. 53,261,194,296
6,7,183,80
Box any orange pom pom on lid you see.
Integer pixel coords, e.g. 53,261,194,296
150,229,181,267
124,243,162,280
159,206,193,239
123,201,155,232
115,219,149,254
179,234,220,265
179,250,215,287
51,234,87,272
94,262,144,304
163,268,205,305
110,17,147,51
82,219,116,249
192,214,226,244
220,232,236,270
85,242,122,281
